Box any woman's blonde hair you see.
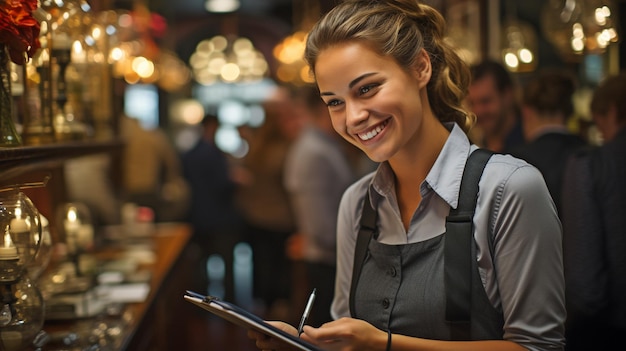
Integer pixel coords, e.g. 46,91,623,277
304,0,475,132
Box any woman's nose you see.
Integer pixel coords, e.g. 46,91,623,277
346,101,368,127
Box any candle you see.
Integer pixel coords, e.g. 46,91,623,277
10,209,33,258
77,224,94,250
64,215,80,254
65,208,81,234
64,218,80,233
10,206,30,236
8,218,28,235
0,230,18,260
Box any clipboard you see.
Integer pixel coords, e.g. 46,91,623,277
183,291,323,351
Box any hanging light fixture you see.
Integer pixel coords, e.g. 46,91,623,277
107,4,190,91
541,0,619,61
444,0,482,65
273,30,313,85
273,0,319,86
579,1,619,53
501,19,538,72
205,0,240,13
189,35,269,85
500,0,539,73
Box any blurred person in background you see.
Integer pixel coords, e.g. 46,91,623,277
181,113,245,301
284,85,356,327
234,87,299,321
510,70,587,215
467,59,525,153
120,114,189,222
65,154,121,227
561,72,626,350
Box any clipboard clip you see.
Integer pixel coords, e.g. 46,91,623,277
204,295,219,303
185,290,219,303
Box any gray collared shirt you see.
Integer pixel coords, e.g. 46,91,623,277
332,123,566,350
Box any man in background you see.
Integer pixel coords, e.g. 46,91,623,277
467,59,525,153
120,114,189,222
510,70,586,215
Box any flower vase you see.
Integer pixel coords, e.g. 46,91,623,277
0,45,22,147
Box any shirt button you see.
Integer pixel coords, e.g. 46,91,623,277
382,298,390,309
387,267,397,277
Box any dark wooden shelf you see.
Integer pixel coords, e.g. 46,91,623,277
0,139,125,183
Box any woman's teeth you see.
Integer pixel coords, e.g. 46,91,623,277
358,121,387,141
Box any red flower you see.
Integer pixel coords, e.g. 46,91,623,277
0,0,41,65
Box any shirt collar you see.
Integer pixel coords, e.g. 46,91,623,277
369,123,472,209
425,123,472,209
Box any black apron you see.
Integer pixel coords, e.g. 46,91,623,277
350,149,504,340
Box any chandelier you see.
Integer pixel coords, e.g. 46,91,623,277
107,4,191,91
273,30,313,85
189,35,269,85
272,0,319,86
541,0,619,60
501,19,538,72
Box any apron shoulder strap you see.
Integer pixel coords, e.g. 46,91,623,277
445,148,494,340
350,194,377,317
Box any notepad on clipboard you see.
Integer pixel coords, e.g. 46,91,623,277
183,291,323,351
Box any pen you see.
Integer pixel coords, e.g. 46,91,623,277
297,288,316,335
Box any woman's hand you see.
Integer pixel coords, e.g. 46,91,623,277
247,321,300,351
300,317,388,351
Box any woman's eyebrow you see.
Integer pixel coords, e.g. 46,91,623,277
349,72,376,89
320,72,377,96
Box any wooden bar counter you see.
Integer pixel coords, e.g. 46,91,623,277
39,222,197,351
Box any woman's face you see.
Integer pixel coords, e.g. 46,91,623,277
314,41,431,163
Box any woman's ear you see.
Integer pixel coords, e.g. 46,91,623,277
413,49,432,88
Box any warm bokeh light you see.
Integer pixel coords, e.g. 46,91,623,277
542,0,619,60
104,8,190,91
170,99,205,125
205,0,240,13
501,20,538,72
190,35,268,85
273,31,314,85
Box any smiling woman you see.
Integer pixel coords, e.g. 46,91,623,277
248,1,566,350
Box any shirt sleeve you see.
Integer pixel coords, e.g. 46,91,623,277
490,164,566,350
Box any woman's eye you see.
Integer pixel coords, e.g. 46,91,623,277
327,99,342,107
358,84,378,95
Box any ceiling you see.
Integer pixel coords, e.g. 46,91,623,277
134,0,337,75
109,0,626,82
153,0,294,18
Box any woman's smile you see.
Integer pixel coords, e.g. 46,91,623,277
356,118,390,141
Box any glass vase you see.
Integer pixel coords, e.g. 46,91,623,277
0,45,22,147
